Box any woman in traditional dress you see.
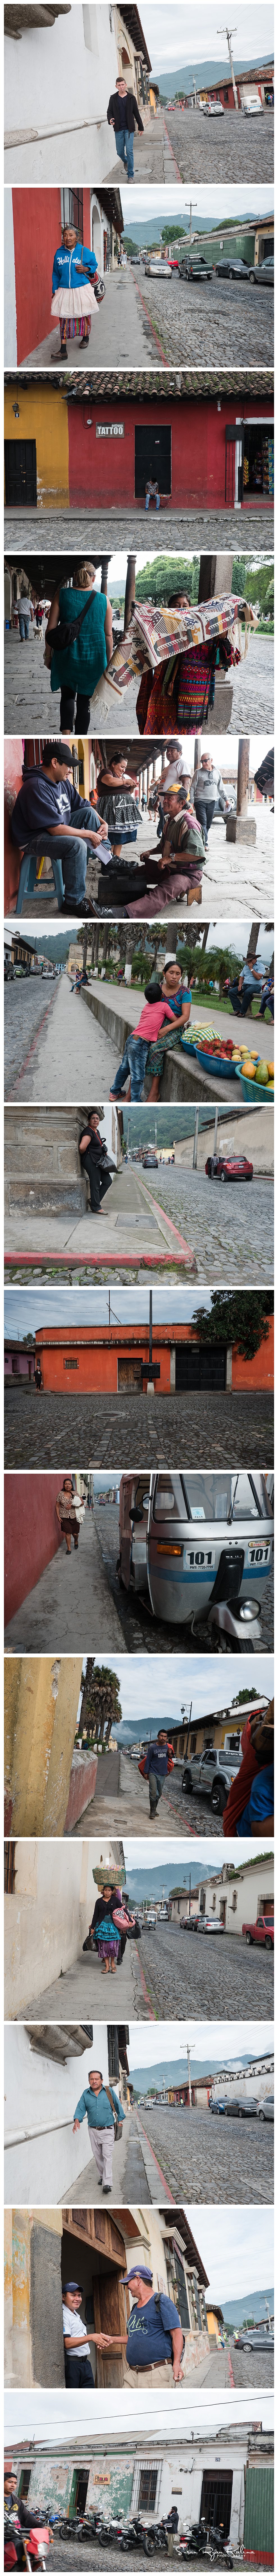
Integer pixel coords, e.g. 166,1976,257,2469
96,752,140,864
51,223,99,356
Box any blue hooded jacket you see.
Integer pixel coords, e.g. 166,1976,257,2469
52,241,97,291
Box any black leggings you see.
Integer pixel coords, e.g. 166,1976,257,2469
82,1150,113,1211
60,687,91,734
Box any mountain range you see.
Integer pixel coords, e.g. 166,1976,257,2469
221,2287,274,2327
124,1861,215,1900
130,2050,255,2087
154,53,274,96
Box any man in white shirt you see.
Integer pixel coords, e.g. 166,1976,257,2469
62,2281,96,2387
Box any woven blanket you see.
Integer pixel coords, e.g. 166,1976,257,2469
107,595,256,696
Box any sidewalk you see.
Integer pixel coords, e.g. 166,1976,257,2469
71,1748,184,1839
23,1930,152,2024
23,267,161,371
62,2107,170,2207
5,1160,197,1272
105,110,181,185
4,1505,126,1654
6,971,122,1102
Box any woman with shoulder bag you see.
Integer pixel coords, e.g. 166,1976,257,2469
79,1110,114,1216
44,561,113,736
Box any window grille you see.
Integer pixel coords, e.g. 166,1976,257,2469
62,187,83,238
19,2471,32,2500
63,1358,79,1370
138,2470,159,2511
108,2025,120,2081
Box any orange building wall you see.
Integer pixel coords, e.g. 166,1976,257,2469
232,1316,274,1391
4,739,24,911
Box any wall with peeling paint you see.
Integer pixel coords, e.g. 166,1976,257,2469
4,1655,83,1836
4,380,69,508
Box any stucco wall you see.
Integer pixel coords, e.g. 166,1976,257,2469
4,381,69,508
4,6,119,183
4,1473,63,1627
4,1655,83,1837
4,2022,110,2204
67,394,274,512
4,737,25,912
4,1840,96,2015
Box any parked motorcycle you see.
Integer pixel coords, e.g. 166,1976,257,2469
178,2522,209,2559
209,2532,234,2567
141,2508,180,2556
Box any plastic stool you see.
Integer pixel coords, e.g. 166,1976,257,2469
15,848,65,914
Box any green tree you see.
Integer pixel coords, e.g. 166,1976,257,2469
135,553,199,606
193,1290,274,1361
78,1658,122,1747
230,1688,263,1706
161,222,187,244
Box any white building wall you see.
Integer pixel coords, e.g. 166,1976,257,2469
4,188,17,364
4,5,119,182
4,1836,120,2015
4,2021,110,2203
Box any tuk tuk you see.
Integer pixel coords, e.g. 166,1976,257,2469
118,1471,274,1649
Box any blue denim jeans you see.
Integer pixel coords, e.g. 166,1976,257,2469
19,615,31,638
115,125,134,176
26,828,88,905
145,494,160,511
148,1770,164,1809
110,1035,149,1101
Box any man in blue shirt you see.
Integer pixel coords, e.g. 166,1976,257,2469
72,2065,124,2193
93,2264,183,2386
142,1731,172,1818
11,741,111,917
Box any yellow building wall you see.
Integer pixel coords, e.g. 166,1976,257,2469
206,2307,222,2343
4,383,69,509
4,1655,83,1835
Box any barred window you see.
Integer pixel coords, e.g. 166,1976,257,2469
19,2471,32,2500
138,2470,158,2511
63,1358,79,1370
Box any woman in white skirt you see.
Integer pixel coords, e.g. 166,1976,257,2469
51,222,99,358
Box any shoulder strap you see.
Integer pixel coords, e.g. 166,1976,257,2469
105,2085,118,2119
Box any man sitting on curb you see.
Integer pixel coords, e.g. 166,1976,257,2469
140,1730,174,1818
94,2264,184,2386
72,2065,124,2193
10,741,111,919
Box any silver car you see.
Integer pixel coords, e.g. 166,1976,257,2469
257,2095,274,2120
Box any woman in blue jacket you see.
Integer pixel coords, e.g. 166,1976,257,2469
51,222,99,355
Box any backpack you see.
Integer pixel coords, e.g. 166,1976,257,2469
154,2293,185,2358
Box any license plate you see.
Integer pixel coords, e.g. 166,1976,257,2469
246,1542,271,1567
184,1546,216,1570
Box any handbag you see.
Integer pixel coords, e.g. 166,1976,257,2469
48,590,93,659
105,2085,122,2141
112,1907,134,1931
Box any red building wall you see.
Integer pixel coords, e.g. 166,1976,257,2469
4,739,24,912
232,1315,274,1391
12,186,92,362
4,1472,63,1627
67,394,274,512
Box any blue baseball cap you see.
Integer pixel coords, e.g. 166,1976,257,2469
120,2266,153,2285
63,2281,82,2294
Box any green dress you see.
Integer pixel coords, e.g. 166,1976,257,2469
50,586,107,698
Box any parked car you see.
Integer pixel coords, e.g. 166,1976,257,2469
241,95,263,114
233,2327,274,2349
215,256,250,278
144,259,172,277
181,1746,242,1815
249,256,274,286
146,1912,157,1928
142,1151,158,1166
178,257,211,281
119,1470,274,1650
242,1917,274,1948
257,2094,274,2120
209,2097,229,2115
4,960,15,979
194,1914,225,1935
222,2096,259,2118
205,1154,253,1184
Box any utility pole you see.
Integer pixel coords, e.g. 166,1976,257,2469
217,26,239,108
193,1105,199,1169
187,2043,192,2107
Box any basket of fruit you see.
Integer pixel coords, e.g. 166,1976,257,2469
236,1056,274,1102
180,1022,218,1057
193,1037,241,1078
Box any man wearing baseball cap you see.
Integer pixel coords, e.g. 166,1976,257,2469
62,2281,109,2388
93,2265,183,2387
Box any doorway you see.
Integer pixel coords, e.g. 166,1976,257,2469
118,1359,143,1388
175,1344,226,1390
4,440,37,507
135,425,171,496
70,2473,90,2517
61,2207,128,2387
200,2474,233,2536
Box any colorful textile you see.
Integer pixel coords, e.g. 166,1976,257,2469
107,595,255,704
59,313,92,343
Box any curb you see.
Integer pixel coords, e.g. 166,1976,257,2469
133,1943,156,2021
136,2112,175,2200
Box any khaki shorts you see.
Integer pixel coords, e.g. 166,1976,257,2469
122,2356,174,2387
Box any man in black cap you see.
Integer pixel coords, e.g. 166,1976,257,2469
10,742,111,918
93,2264,183,2386
62,2283,96,2388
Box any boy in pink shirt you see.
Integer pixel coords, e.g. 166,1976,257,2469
110,980,183,1102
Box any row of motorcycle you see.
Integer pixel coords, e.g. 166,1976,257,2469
47,2505,239,2563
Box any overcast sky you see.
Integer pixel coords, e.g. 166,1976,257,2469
142,3,274,75
122,1833,266,1875
127,2018,274,2069
3,916,274,970
184,2204,274,2304
5,2387,274,2445
77,1650,273,1728
125,185,273,222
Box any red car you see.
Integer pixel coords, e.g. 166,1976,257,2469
205,1153,253,1182
242,1916,274,1947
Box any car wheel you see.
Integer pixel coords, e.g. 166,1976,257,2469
238,2108,243,2118
259,2109,265,2120
183,1775,192,1792
245,1931,252,1943
224,2107,229,2117
265,1936,272,1950
211,1786,225,1813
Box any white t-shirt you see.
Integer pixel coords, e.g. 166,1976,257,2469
163,759,190,788
63,2304,90,2358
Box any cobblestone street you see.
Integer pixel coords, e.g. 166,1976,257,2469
4,622,274,748
137,2102,274,2202
4,1386,274,1476
143,1166,274,1284
139,272,274,371
93,1499,274,1657
4,507,274,554
163,104,274,184
137,1920,274,2023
